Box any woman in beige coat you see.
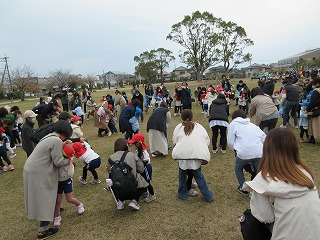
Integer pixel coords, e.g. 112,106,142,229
23,120,73,239
107,138,149,211
115,90,127,112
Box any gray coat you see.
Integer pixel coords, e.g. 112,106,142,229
23,133,69,221
108,151,149,189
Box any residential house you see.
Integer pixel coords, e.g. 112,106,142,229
242,63,272,78
172,66,190,81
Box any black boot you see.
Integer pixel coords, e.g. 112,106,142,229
305,136,315,144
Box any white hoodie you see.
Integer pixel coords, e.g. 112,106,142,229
227,117,266,159
243,170,320,240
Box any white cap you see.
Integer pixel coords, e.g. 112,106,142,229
24,110,37,118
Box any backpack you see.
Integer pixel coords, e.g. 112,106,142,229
32,104,47,115
108,151,137,199
30,123,54,144
239,209,272,240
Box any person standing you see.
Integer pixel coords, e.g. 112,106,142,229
23,120,72,239
21,110,37,157
306,77,320,143
180,82,192,110
147,102,171,157
61,90,69,112
119,99,141,140
132,90,144,122
281,79,300,128
172,109,213,202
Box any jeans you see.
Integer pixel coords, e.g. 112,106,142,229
211,126,227,150
178,167,213,202
234,156,260,188
283,100,299,126
83,157,101,180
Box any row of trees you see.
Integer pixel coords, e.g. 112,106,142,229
134,11,254,82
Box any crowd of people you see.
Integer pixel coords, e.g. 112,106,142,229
0,73,319,239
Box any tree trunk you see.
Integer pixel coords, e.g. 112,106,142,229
21,90,25,101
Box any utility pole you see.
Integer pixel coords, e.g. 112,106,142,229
1,55,12,89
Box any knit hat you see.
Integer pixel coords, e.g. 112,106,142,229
128,133,148,150
62,145,75,158
72,142,87,158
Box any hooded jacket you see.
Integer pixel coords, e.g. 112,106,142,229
243,170,320,240
227,117,266,159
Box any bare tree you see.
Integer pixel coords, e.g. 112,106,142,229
49,69,71,90
11,66,39,101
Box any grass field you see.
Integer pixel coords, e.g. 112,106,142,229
1,79,319,240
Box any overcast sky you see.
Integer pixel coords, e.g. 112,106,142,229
1,0,319,77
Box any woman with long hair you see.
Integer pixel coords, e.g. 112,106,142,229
243,128,320,239
172,109,213,202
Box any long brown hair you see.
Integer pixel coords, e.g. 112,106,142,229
181,109,195,136
258,128,314,189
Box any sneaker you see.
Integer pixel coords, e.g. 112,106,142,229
117,200,125,210
37,228,59,239
9,153,16,159
191,182,198,188
128,200,140,210
53,216,61,227
221,149,226,154
12,146,17,150
8,164,14,171
280,124,287,128
107,132,112,136
187,189,199,196
2,166,7,172
238,186,249,197
212,149,218,154
90,179,101,184
77,203,85,214
144,194,156,203
16,143,22,147
140,192,149,199
78,176,87,185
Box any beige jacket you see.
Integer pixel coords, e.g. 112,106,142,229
250,94,278,125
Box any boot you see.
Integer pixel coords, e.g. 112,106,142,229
305,136,315,144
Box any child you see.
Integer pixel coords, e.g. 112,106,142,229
299,102,309,142
144,95,151,113
129,106,142,134
238,92,247,112
73,142,102,185
272,89,280,110
0,135,14,171
0,127,16,159
173,92,182,116
128,134,156,202
70,116,83,139
86,96,96,120
54,144,84,227
72,106,85,125
12,110,22,147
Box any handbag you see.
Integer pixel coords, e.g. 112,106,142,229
238,209,272,240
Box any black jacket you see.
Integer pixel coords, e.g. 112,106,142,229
21,121,36,157
262,80,275,97
208,98,229,122
147,107,169,136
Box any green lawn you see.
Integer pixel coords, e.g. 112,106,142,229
1,79,319,240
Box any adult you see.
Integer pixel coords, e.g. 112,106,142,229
21,110,37,157
227,110,266,196
23,120,73,239
114,90,127,112
69,92,81,112
147,102,171,157
60,90,69,112
208,94,229,154
132,90,144,121
180,82,192,110
172,109,213,202
243,128,320,239
221,74,231,92
280,79,300,128
37,100,60,127
262,78,275,97
306,77,320,144
119,99,141,140
250,87,279,133
107,138,149,211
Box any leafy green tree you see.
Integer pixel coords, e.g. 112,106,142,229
152,48,175,84
217,20,253,72
134,51,158,84
167,11,221,81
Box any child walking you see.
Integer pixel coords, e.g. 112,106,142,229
128,133,156,202
73,142,102,185
54,144,84,227
129,106,142,134
299,102,309,142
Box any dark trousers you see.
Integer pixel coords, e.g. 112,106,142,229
300,126,309,139
186,169,194,191
174,106,182,114
62,103,68,112
83,157,101,180
259,118,278,133
12,129,21,144
0,152,11,167
114,187,145,202
211,125,227,150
